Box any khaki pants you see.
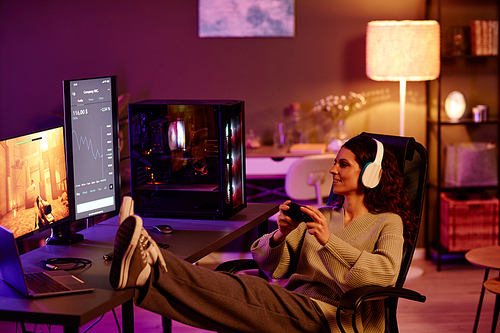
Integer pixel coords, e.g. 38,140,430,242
135,250,330,333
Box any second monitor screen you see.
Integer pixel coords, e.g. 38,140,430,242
63,76,120,221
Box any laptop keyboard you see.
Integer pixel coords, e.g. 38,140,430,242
25,272,70,293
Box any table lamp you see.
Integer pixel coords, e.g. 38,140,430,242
366,20,441,136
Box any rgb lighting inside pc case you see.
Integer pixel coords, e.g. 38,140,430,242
128,100,246,219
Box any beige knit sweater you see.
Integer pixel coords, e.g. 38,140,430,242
251,207,404,333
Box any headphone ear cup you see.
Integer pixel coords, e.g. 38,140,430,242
361,161,382,188
360,137,384,188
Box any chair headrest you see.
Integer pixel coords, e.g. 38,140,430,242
361,132,416,174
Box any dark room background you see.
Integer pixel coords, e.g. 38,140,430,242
0,0,426,143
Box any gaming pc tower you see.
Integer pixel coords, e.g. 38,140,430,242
128,100,246,219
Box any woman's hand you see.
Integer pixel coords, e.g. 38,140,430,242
301,205,331,246
273,200,301,245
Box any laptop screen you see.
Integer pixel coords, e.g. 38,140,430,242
0,225,30,296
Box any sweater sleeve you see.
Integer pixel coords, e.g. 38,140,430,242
250,226,308,279
317,209,404,293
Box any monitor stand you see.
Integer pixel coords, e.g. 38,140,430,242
46,223,84,245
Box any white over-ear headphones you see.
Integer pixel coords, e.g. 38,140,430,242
360,138,384,188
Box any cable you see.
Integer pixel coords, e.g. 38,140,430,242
80,309,121,333
81,314,104,333
18,322,48,333
112,308,122,333
39,258,92,271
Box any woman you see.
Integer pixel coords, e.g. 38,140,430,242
109,134,415,333
251,134,415,332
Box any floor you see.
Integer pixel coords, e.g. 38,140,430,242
0,252,498,333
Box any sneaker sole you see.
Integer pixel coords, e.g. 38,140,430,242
110,215,143,289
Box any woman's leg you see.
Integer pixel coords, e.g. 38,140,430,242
111,215,329,333
136,250,329,333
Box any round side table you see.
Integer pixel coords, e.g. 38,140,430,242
465,245,500,333
484,277,500,333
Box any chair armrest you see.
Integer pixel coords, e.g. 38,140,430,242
339,285,426,310
215,259,260,274
336,286,426,333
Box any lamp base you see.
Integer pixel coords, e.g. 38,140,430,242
399,78,406,137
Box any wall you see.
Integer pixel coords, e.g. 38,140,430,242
0,1,429,248
0,0,426,143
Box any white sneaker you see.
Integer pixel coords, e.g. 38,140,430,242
110,215,167,289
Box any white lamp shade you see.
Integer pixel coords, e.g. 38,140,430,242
366,20,441,81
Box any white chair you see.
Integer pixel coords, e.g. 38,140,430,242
285,153,336,207
269,153,336,221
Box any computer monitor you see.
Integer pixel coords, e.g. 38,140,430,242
0,127,72,242
63,76,121,224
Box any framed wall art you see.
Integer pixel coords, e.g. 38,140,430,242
199,0,295,38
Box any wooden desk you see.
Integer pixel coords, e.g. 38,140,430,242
0,203,278,333
99,202,278,263
0,224,135,333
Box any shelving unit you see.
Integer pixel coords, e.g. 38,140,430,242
425,0,500,270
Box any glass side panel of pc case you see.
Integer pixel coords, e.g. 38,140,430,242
128,100,246,219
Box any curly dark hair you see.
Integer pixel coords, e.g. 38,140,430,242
329,135,416,249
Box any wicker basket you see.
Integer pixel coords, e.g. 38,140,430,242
440,192,499,252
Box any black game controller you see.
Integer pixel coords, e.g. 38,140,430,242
283,202,313,222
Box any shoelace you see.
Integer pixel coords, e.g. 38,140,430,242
139,232,167,271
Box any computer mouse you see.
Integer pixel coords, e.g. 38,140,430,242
152,224,174,234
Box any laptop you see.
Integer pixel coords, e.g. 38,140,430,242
0,225,94,298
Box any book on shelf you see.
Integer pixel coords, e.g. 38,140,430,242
493,20,499,55
470,20,499,56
